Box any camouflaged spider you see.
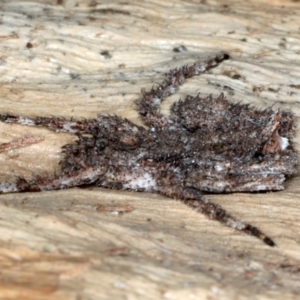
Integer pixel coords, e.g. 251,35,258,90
0,52,297,246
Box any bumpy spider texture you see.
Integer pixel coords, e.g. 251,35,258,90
0,52,298,246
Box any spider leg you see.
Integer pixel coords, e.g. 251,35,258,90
0,114,98,134
160,186,275,247
135,52,229,128
0,166,106,193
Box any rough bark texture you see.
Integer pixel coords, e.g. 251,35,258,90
0,0,300,299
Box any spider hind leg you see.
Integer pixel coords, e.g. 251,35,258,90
160,186,275,247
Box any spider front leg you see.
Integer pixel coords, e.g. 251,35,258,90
0,166,107,193
135,52,229,129
160,186,275,247
0,114,99,134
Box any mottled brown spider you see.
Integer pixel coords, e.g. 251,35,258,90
0,52,297,246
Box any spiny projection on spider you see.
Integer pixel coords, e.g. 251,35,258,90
0,52,297,247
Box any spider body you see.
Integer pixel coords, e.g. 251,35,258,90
0,53,297,246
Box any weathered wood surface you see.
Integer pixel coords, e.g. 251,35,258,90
0,0,300,299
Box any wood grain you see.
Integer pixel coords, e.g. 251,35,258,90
0,0,300,299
